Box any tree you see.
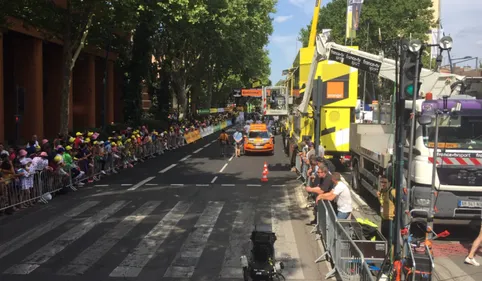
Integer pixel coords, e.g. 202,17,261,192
7,0,139,134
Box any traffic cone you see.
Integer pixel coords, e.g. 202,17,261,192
263,161,269,174
261,170,268,182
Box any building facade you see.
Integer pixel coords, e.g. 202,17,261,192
0,1,124,144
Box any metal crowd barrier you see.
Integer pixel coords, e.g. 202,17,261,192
0,121,233,212
296,152,377,281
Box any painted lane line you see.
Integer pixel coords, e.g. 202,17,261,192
228,155,234,162
193,147,203,154
272,184,286,187
171,184,184,187
211,140,217,144
211,176,218,183
219,203,255,278
247,184,262,187
159,163,176,173
94,184,109,187
164,201,224,278
121,184,132,187
204,143,212,148
145,183,158,186
180,155,192,162
196,184,210,187
5,201,127,275
128,176,156,191
0,201,100,260
222,184,235,187
58,201,161,275
271,189,305,279
109,201,192,278
219,163,228,173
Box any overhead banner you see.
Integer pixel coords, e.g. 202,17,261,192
346,0,364,39
241,88,273,97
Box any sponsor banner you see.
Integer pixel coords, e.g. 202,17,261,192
210,108,218,113
197,109,210,115
217,108,225,113
226,120,232,126
214,125,221,132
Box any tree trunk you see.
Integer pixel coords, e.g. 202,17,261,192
59,43,73,135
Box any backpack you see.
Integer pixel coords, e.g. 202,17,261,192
220,133,229,143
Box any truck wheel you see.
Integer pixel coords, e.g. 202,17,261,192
351,161,362,194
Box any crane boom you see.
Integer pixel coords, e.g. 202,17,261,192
298,33,466,114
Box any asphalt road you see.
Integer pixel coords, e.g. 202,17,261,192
341,172,482,281
0,129,330,281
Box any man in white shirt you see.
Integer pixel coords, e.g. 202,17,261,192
316,172,352,219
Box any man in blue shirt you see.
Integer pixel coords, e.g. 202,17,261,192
233,127,244,157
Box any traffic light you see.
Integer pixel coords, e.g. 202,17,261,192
400,50,422,100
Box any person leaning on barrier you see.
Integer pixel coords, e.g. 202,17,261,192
315,172,353,219
305,155,320,204
305,163,333,225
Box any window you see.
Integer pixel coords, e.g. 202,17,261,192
423,115,482,150
249,131,270,138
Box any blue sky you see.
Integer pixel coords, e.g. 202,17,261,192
267,0,482,84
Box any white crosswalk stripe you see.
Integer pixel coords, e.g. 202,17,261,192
163,201,224,278
5,201,127,275
109,201,192,278
219,203,255,278
58,201,161,275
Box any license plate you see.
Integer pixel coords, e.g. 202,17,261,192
256,144,264,148
458,200,482,208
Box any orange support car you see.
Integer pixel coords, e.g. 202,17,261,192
244,124,274,155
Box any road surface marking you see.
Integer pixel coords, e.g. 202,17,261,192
196,184,210,187
219,203,255,278
164,201,224,278
58,201,161,275
219,163,228,173
159,163,176,173
128,177,155,191
247,184,261,187
145,183,157,186
222,184,235,187
94,184,109,187
193,148,203,154
110,201,192,278
121,184,132,187
0,201,100,260
211,140,217,144
5,201,127,275
211,176,218,183
272,184,286,187
272,189,305,280
180,155,191,161
434,256,476,281
228,155,234,161
171,184,184,187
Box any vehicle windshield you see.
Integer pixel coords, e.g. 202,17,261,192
423,115,482,149
249,131,270,138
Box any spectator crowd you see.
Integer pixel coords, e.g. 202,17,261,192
0,113,234,216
